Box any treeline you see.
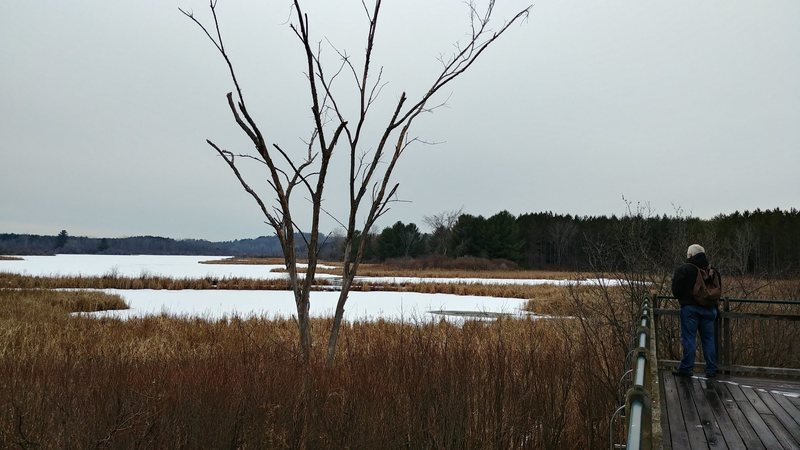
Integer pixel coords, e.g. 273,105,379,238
3,207,798,275
0,232,285,257
359,208,800,275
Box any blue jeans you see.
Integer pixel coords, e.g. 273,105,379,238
678,304,718,375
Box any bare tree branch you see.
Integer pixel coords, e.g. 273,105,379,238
307,197,348,230
206,140,278,229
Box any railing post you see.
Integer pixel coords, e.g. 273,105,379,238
653,296,659,360
714,304,722,370
723,297,731,372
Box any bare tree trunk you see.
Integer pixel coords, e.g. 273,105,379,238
326,237,363,364
326,276,353,363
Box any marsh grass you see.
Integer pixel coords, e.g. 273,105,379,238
0,256,23,261
299,265,583,280
0,272,298,291
0,289,127,315
0,273,589,313
207,256,584,280
200,257,287,265
6,269,792,447
0,288,617,449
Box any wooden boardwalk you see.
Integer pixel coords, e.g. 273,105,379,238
660,370,800,449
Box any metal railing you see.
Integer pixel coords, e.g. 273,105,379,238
625,296,652,450
613,294,800,449
610,295,659,450
653,295,800,377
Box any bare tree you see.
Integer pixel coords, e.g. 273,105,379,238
731,222,757,275
181,0,530,363
424,207,463,256
548,219,576,266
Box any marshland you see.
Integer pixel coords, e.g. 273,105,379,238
3,0,799,447
1,244,798,448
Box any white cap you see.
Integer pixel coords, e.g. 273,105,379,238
687,244,705,259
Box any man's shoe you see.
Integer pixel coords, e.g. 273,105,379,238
705,372,717,379
672,370,692,377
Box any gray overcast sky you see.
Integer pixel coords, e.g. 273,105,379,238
1,1,798,241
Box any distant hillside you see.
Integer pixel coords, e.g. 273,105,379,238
0,233,285,257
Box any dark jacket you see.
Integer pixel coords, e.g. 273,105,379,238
671,253,721,307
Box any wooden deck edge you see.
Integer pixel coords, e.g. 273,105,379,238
658,360,800,379
648,302,664,449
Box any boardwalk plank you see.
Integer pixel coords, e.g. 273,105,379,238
727,384,783,449
757,389,800,444
761,414,800,450
690,379,728,449
701,380,746,450
676,376,710,449
661,372,674,450
733,378,800,393
725,383,749,403
659,371,800,450
740,385,772,415
711,381,764,450
663,372,691,450
773,394,800,427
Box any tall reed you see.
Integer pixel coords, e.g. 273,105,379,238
1,273,596,312
0,289,615,449
0,272,296,290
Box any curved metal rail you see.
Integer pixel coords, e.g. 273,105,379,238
610,295,658,450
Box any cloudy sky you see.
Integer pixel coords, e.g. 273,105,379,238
2,1,798,241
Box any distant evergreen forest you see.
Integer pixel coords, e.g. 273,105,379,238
0,233,284,257
361,207,800,275
2,207,798,275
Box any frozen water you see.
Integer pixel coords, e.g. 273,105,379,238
0,254,622,286
354,276,625,286
0,255,577,323
84,289,533,323
0,254,327,280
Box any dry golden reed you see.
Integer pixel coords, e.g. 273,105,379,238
0,288,614,449
0,273,589,312
4,271,794,448
208,256,585,280
0,272,296,290
300,265,584,281
199,257,288,265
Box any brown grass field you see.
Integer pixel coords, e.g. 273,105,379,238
0,272,602,315
1,269,798,448
0,288,616,449
200,257,287,266
201,256,587,280
0,273,296,291
314,265,584,280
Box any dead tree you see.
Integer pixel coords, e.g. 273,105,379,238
182,0,530,363
424,208,464,256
